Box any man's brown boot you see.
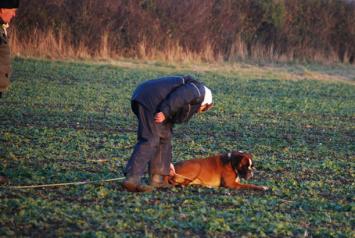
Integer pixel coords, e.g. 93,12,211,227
122,177,154,192
150,174,172,188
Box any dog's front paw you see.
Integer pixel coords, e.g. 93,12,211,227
260,186,270,191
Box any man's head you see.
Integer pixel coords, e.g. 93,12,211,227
198,86,213,112
0,0,19,24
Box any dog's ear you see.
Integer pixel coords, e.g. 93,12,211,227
221,152,234,165
229,151,245,169
221,151,244,166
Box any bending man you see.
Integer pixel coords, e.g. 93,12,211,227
123,75,213,192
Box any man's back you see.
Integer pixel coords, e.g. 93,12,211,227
132,76,188,112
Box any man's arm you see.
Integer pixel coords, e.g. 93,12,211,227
157,83,201,121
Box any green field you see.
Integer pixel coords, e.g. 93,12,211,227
0,58,354,237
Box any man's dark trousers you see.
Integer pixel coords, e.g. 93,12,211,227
124,102,172,178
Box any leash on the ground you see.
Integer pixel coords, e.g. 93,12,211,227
2,172,192,190
3,177,126,189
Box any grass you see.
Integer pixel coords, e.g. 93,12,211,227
0,58,354,237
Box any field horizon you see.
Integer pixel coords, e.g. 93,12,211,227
0,57,354,237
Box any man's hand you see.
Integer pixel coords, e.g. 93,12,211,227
154,112,166,123
169,163,176,176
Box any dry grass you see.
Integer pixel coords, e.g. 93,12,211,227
10,29,91,59
9,29,218,63
8,28,354,86
9,28,352,66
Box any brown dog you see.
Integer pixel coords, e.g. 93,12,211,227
169,151,269,191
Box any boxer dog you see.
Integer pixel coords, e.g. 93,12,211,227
169,151,269,191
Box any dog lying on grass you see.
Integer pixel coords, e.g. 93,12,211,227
169,151,269,191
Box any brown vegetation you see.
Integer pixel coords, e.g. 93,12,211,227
9,0,355,64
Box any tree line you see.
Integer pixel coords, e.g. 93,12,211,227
11,0,355,63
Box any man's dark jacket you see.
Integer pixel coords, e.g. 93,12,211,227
131,75,206,124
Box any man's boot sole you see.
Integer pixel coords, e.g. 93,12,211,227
122,181,154,192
